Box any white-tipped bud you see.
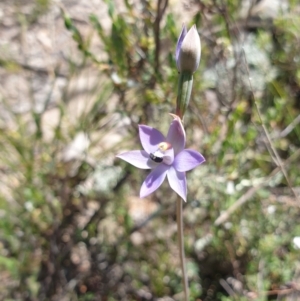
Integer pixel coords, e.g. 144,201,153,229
177,25,201,73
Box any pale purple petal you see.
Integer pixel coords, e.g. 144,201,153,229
117,150,152,169
140,164,169,198
162,148,174,165
173,149,205,172
176,24,187,70
166,116,185,155
167,166,187,201
139,125,165,154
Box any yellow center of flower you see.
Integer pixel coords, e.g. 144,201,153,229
158,142,172,152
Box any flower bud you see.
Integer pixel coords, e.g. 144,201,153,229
176,25,201,73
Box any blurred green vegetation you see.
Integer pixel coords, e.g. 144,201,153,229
0,0,300,300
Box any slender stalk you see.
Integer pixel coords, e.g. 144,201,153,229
176,72,193,119
153,0,169,78
176,198,189,301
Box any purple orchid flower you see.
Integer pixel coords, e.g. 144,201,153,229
117,115,205,201
176,24,201,73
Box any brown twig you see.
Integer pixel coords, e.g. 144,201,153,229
153,0,168,79
215,148,300,226
241,47,299,201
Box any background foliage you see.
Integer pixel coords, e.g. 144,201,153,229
0,0,300,300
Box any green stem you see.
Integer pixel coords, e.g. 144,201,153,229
176,72,193,119
176,198,189,301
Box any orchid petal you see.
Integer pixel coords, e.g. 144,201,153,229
162,148,174,165
167,166,187,201
178,25,201,73
173,149,205,172
117,150,152,169
140,164,169,198
166,116,185,155
176,24,187,70
139,125,165,154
